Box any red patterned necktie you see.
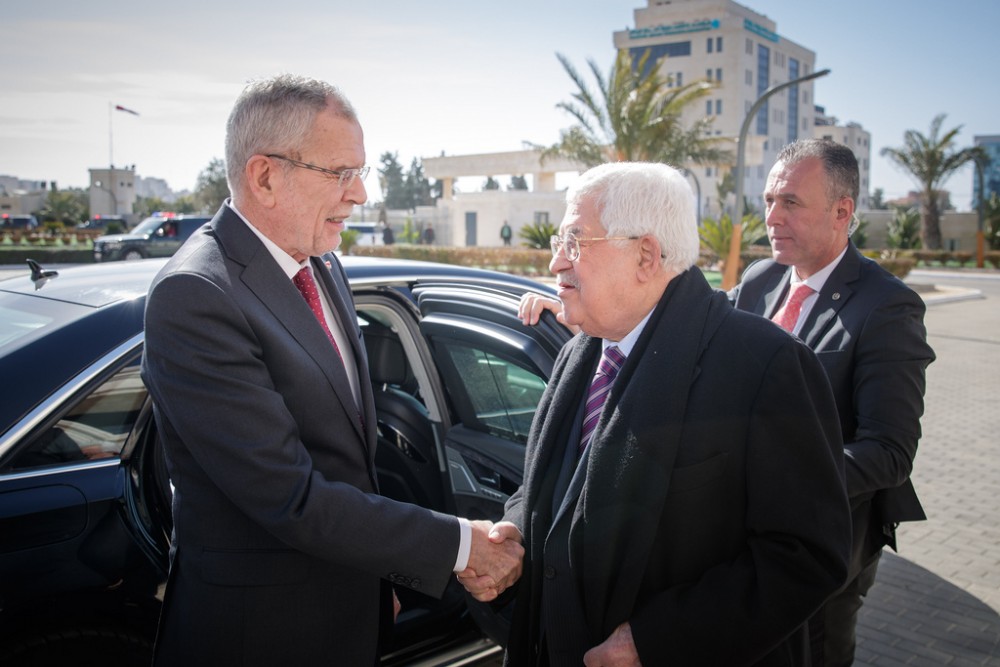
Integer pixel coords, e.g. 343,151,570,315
293,267,343,361
771,283,815,333
579,346,626,455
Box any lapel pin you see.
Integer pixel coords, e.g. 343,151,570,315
832,292,841,300
324,260,332,269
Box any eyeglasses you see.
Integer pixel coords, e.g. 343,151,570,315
266,154,370,188
550,233,640,262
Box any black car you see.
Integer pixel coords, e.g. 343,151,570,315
92,215,211,262
0,257,569,665
1,215,39,231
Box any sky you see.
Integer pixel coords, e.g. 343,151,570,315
1,0,996,210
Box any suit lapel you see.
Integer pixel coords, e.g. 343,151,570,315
762,269,791,319
799,246,860,349
213,209,369,451
310,255,375,450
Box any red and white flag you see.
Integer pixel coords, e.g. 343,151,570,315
115,104,140,116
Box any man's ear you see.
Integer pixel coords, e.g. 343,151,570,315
636,235,663,281
835,195,855,226
245,155,279,208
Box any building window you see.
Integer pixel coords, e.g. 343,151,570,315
788,58,800,142
707,68,713,81
716,68,722,82
716,37,723,52
746,69,753,85
716,99,722,114
757,44,770,135
707,37,713,53
629,43,692,71
746,38,753,55
706,167,713,177
534,211,549,224
706,100,713,116
677,71,683,86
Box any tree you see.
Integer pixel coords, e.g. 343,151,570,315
509,175,528,191
886,207,922,250
540,49,730,169
41,189,88,226
698,213,765,274
379,152,408,209
881,114,984,249
870,187,888,210
519,220,557,249
983,193,1000,251
405,158,434,208
194,158,230,212
134,196,174,219
483,176,500,191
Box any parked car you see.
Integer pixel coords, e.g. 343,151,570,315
76,215,128,232
92,215,211,262
0,256,569,665
1,214,39,231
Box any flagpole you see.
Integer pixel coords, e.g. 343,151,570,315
108,101,114,167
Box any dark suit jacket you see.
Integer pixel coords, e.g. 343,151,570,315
141,205,460,666
503,268,851,667
730,243,934,575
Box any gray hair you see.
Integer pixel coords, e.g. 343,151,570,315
566,162,700,274
225,74,357,198
775,138,859,205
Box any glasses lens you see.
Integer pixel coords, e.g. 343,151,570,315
565,234,579,261
550,235,561,257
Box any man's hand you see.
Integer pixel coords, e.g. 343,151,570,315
518,292,580,334
583,622,641,667
456,521,523,601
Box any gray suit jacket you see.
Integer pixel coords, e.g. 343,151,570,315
141,205,460,666
730,243,935,574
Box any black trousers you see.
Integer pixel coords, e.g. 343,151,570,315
810,551,881,666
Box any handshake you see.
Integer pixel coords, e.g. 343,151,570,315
456,520,524,602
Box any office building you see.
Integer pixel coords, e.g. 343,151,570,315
614,0,870,216
973,135,1000,206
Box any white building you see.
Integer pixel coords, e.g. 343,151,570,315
813,107,873,209
88,166,137,218
614,0,869,216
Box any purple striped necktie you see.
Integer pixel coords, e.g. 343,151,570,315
579,345,626,455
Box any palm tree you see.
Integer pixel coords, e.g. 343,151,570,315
541,49,730,169
881,115,983,249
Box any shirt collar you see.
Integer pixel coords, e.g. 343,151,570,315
792,244,849,293
602,307,654,359
226,199,308,278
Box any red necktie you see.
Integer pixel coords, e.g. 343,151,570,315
771,283,815,333
293,267,343,361
579,346,625,455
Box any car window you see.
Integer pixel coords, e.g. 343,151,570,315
439,341,546,444
10,362,147,470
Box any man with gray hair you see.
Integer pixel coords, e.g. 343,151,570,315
142,74,522,665
730,138,935,666
475,162,851,665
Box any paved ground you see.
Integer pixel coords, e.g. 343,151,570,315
851,269,1000,666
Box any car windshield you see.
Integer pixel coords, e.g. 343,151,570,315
130,217,167,235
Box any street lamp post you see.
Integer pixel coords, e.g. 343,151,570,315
683,168,703,224
721,68,831,290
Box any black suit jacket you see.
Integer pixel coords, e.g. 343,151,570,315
141,205,460,666
503,269,851,666
730,243,934,574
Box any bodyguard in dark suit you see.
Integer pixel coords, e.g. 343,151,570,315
730,139,935,666
478,162,851,666
141,75,521,666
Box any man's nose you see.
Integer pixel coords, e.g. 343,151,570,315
346,179,367,205
549,250,570,275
